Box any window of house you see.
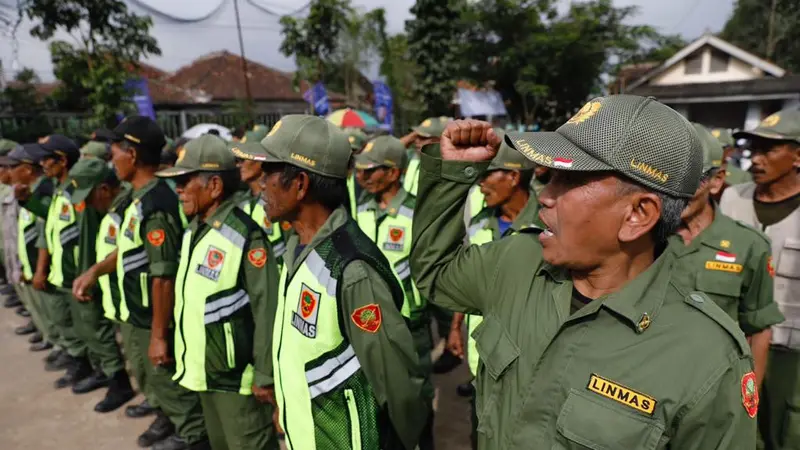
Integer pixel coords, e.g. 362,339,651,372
709,49,729,73
684,52,703,74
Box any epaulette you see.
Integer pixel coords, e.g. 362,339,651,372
683,291,750,356
733,219,772,247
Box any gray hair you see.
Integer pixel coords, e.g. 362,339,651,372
617,179,688,245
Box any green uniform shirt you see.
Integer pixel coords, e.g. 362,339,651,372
136,179,183,279
410,148,757,449
668,208,783,335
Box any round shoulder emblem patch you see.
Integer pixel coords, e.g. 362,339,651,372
248,248,267,268
147,229,166,247
351,304,382,333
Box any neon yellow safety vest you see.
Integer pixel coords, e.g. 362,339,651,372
239,196,285,260
355,202,423,319
172,221,254,394
347,175,358,217
17,208,39,280
44,188,79,287
98,210,123,321
402,156,420,196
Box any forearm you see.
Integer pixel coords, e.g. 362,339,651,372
749,328,771,388
150,277,176,339
451,312,465,331
35,249,50,275
90,250,118,277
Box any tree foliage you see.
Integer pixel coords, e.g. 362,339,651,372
721,0,800,72
24,0,161,126
379,33,424,132
405,0,466,116
0,68,52,142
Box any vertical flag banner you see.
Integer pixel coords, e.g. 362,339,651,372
373,81,393,131
125,79,156,120
303,82,330,116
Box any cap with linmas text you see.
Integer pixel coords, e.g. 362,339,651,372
506,95,703,199
156,134,237,178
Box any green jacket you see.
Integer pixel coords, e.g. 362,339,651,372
668,208,783,335
410,146,756,450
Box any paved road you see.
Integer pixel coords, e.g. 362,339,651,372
0,298,472,450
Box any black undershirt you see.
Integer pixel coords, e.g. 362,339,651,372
754,191,800,228
571,287,594,314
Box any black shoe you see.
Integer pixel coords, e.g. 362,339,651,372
16,306,30,317
28,331,43,344
152,434,198,450
3,296,21,308
31,340,53,352
95,370,136,413
45,351,73,372
432,349,463,374
55,356,92,389
126,399,157,418
456,381,475,397
137,414,175,448
14,321,36,335
72,369,110,394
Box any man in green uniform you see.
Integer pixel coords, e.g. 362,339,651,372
0,149,24,317
229,140,288,265
670,123,783,389
26,135,95,388
10,144,57,353
353,135,434,449
73,116,206,450
0,139,23,309
443,140,540,449
343,127,367,216
720,108,800,450
66,158,137,411
233,115,428,450
156,134,279,450
411,95,758,449
711,128,753,186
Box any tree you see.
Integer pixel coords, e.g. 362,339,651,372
24,0,161,126
0,67,52,142
379,33,424,132
721,0,800,72
405,0,466,116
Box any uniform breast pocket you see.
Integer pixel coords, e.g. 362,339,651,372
554,390,664,450
777,239,800,280
695,270,743,316
472,315,519,439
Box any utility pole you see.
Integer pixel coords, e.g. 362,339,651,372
233,0,254,116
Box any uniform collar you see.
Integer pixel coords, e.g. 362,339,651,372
669,202,730,256
360,187,409,218
195,195,241,231
472,192,541,238
510,193,541,233
132,178,159,200
284,206,350,277
30,175,47,194
538,241,677,333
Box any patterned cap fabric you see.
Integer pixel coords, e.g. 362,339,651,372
710,128,734,147
258,115,352,179
733,108,800,144
156,134,237,177
413,117,451,138
692,123,724,173
353,136,408,170
506,95,703,198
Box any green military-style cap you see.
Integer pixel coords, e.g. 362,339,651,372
80,141,108,159
251,115,351,179
229,140,267,160
353,136,407,170
241,126,268,144
413,117,451,138
692,123,724,173
710,128,734,147
507,95,703,198
733,108,800,144
343,128,368,152
156,134,237,178
68,158,116,204
488,132,537,172
0,139,18,155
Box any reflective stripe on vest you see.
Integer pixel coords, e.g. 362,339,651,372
173,223,253,393
347,175,357,217
45,190,77,287
239,197,285,258
273,250,378,450
356,204,421,318
402,157,420,196
98,212,122,321
466,219,493,376
17,208,38,280
116,200,146,323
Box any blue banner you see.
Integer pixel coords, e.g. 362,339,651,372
125,78,156,120
303,82,330,116
373,81,393,131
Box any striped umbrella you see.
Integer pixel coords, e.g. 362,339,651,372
326,108,380,129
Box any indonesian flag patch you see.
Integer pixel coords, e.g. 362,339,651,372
351,304,382,333
553,158,574,168
715,251,736,263
741,372,759,418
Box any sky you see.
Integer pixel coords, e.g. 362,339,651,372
0,0,737,83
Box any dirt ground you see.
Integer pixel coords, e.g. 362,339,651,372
0,296,472,450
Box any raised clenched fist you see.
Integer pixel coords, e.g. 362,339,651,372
440,119,502,163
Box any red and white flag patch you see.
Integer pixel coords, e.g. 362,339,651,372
553,158,574,168
715,251,737,263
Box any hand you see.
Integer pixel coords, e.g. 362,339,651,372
440,119,501,162
32,271,47,291
13,184,31,202
148,336,173,367
73,269,98,302
252,384,275,404
447,326,465,359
